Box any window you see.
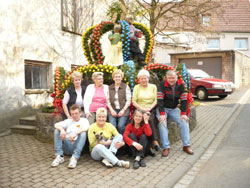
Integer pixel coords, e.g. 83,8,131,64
61,0,94,35
234,38,248,50
25,60,51,89
202,16,210,27
206,38,220,49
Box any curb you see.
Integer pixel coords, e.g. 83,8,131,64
156,87,250,188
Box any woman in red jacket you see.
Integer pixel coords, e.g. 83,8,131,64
123,110,152,169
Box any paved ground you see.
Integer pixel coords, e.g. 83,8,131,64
1,86,250,188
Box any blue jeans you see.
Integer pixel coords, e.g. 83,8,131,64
108,109,128,134
156,108,190,149
54,129,87,159
91,134,123,165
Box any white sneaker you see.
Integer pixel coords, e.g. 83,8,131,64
68,156,78,169
51,155,64,167
102,158,113,168
120,160,130,169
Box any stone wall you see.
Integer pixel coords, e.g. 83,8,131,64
35,107,197,145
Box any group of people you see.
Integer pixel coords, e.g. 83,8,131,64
51,68,193,170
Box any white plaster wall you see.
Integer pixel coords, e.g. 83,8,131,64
0,0,109,131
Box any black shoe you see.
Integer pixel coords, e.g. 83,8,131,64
148,148,156,157
133,160,140,169
154,145,161,152
139,159,146,167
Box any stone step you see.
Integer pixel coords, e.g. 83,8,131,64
11,125,36,135
19,116,37,126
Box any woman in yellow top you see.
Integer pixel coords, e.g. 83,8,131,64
132,69,160,153
88,107,130,168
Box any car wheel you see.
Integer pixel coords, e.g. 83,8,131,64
196,87,208,100
219,94,228,99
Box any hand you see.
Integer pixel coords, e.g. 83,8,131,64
60,130,66,140
143,113,150,124
111,110,117,117
115,141,125,149
159,115,166,122
105,139,112,146
181,115,189,123
69,133,77,142
110,37,114,41
135,143,143,151
86,112,92,119
117,109,124,117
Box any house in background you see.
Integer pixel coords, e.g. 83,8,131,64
0,0,110,132
154,0,250,86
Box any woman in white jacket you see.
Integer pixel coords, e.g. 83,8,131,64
84,72,109,125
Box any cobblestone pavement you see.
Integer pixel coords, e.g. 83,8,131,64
1,86,250,188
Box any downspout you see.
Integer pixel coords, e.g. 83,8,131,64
230,50,233,82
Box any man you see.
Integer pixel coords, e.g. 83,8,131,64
157,70,194,157
51,104,89,168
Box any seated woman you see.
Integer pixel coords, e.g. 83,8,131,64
84,72,109,125
62,71,86,120
123,110,152,169
132,69,160,153
107,69,131,134
88,107,130,168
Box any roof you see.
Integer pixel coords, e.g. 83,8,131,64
212,0,250,32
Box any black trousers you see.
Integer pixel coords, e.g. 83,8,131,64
129,133,148,157
128,41,145,62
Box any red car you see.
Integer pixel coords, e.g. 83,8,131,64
188,69,235,100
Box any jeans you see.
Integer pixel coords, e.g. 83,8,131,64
108,109,128,134
156,108,190,149
54,129,87,159
91,134,123,165
129,133,148,157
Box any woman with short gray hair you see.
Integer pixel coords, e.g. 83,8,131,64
132,69,160,154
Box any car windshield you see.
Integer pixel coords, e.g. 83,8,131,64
188,69,211,79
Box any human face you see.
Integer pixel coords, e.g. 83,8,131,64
113,73,122,85
70,109,81,121
166,74,177,86
139,75,149,87
94,75,103,87
96,114,107,127
133,111,143,125
73,78,81,88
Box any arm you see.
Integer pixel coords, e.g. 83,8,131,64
143,123,152,137
118,85,131,117
88,126,97,150
107,86,117,117
179,84,188,122
55,120,68,140
157,81,166,122
83,85,93,117
62,91,71,119
123,124,134,146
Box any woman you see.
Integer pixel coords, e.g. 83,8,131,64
84,72,109,125
107,69,131,134
88,107,130,168
62,71,86,120
132,69,160,152
123,110,152,169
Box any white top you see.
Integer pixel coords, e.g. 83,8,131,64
55,118,90,140
62,89,83,107
111,85,131,110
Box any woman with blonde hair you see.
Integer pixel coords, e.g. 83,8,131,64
107,69,131,134
84,72,109,125
88,107,130,168
62,71,86,119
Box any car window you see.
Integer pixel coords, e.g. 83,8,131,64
188,69,210,79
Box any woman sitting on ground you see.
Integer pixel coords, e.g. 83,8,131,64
84,72,109,125
88,107,130,168
62,71,86,120
123,110,152,169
